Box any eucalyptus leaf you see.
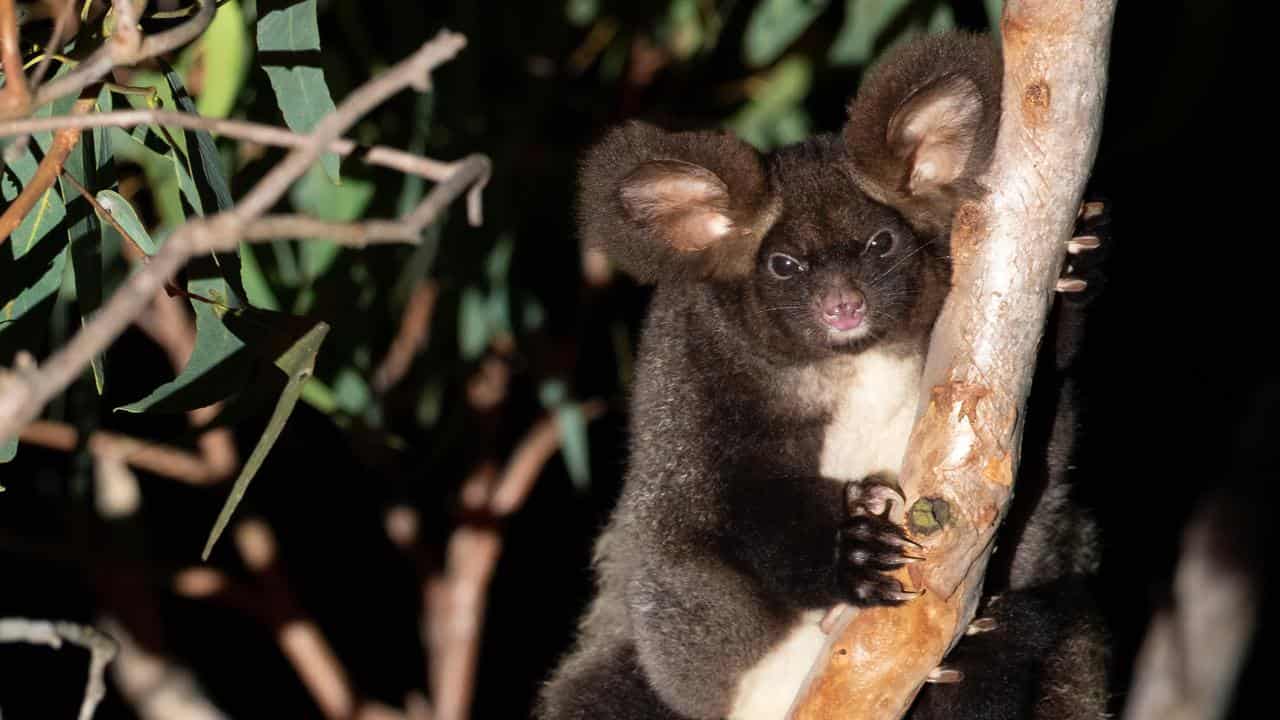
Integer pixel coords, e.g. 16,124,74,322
1,102,70,365
0,436,15,464
727,56,813,150
458,286,491,361
192,0,251,119
96,191,156,255
556,404,591,491
258,0,340,183
828,0,911,66
202,321,330,559
744,0,830,67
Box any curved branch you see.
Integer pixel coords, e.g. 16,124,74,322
788,2,1117,717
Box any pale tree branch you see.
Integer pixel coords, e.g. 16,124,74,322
788,2,1116,718
0,617,119,720
0,109,486,219
24,0,216,115
1122,495,1261,720
0,31,482,445
386,400,609,720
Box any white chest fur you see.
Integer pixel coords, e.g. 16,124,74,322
727,349,922,720
815,348,922,483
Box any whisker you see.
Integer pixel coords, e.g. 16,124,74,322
868,243,929,288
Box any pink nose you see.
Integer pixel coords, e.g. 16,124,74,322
821,289,866,331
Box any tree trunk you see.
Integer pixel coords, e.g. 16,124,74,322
787,1,1117,717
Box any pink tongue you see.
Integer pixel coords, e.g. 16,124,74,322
824,307,865,331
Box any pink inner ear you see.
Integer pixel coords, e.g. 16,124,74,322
886,76,984,194
620,160,734,251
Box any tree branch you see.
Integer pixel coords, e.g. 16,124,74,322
0,31,482,445
0,109,486,219
0,617,118,720
787,2,1116,717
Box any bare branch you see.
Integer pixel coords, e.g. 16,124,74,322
0,0,32,116
0,95,95,245
0,617,118,720
1122,496,1261,720
0,109,486,217
372,280,439,394
788,2,1116,718
25,0,216,114
0,32,482,445
19,419,232,485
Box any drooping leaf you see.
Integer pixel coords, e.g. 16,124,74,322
191,0,251,119
727,56,814,150
985,0,1003,36
556,404,591,491
1,101,70,367
744,0,830,68
202,321,330,559
95,191,156,255
59,89,116,394
828,0,911,66
458,286,490,361
162,62,248,308
289,164,374,282
257,0,340,183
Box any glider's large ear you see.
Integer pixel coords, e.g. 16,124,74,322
579,121,778,283
843,33,1002,235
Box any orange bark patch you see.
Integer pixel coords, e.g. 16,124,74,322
1022,79,1052,127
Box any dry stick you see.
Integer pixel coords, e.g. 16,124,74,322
24,0,215,114
0,617,119,720
0,110,485,218
1122,497,1261,720
787,2,1116,718
0,31,478,444
27,0,81,90
0,0,31,116
371,280,438,394
20,419,232,484
422,400,608,720
0,95,95,244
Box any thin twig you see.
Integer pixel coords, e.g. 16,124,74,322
19,419,231,485
27,0,80,90
0,0,32,116
0,32,479,444
0,95,95,245
0,109,486,219
0,618,119,720
372,280,439,394
414,400,608,720
25,0,216,114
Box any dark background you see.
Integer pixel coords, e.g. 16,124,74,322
1,1,1267,718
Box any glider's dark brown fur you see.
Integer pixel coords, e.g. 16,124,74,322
540,32,1105,720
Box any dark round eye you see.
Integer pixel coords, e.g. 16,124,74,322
767,253,805,279
865,229,897,257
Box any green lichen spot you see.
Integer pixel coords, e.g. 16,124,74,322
909,497,951,535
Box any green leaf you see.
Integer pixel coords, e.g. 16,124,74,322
289,164,374,280
985,0,1003,35
458,286,490,361
202,321,329,559
332,366,371,414
258,0,340,183
192,0,251,119
116,302,254,414
927,4,955,33
0,436,15,464
556,404,592,491
1,102,70,366
565,0,598,26
727,56,813,150
95,191,156,255
828,0,911,66
744,0,830,67
59,90,115,394
239,244,283,310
